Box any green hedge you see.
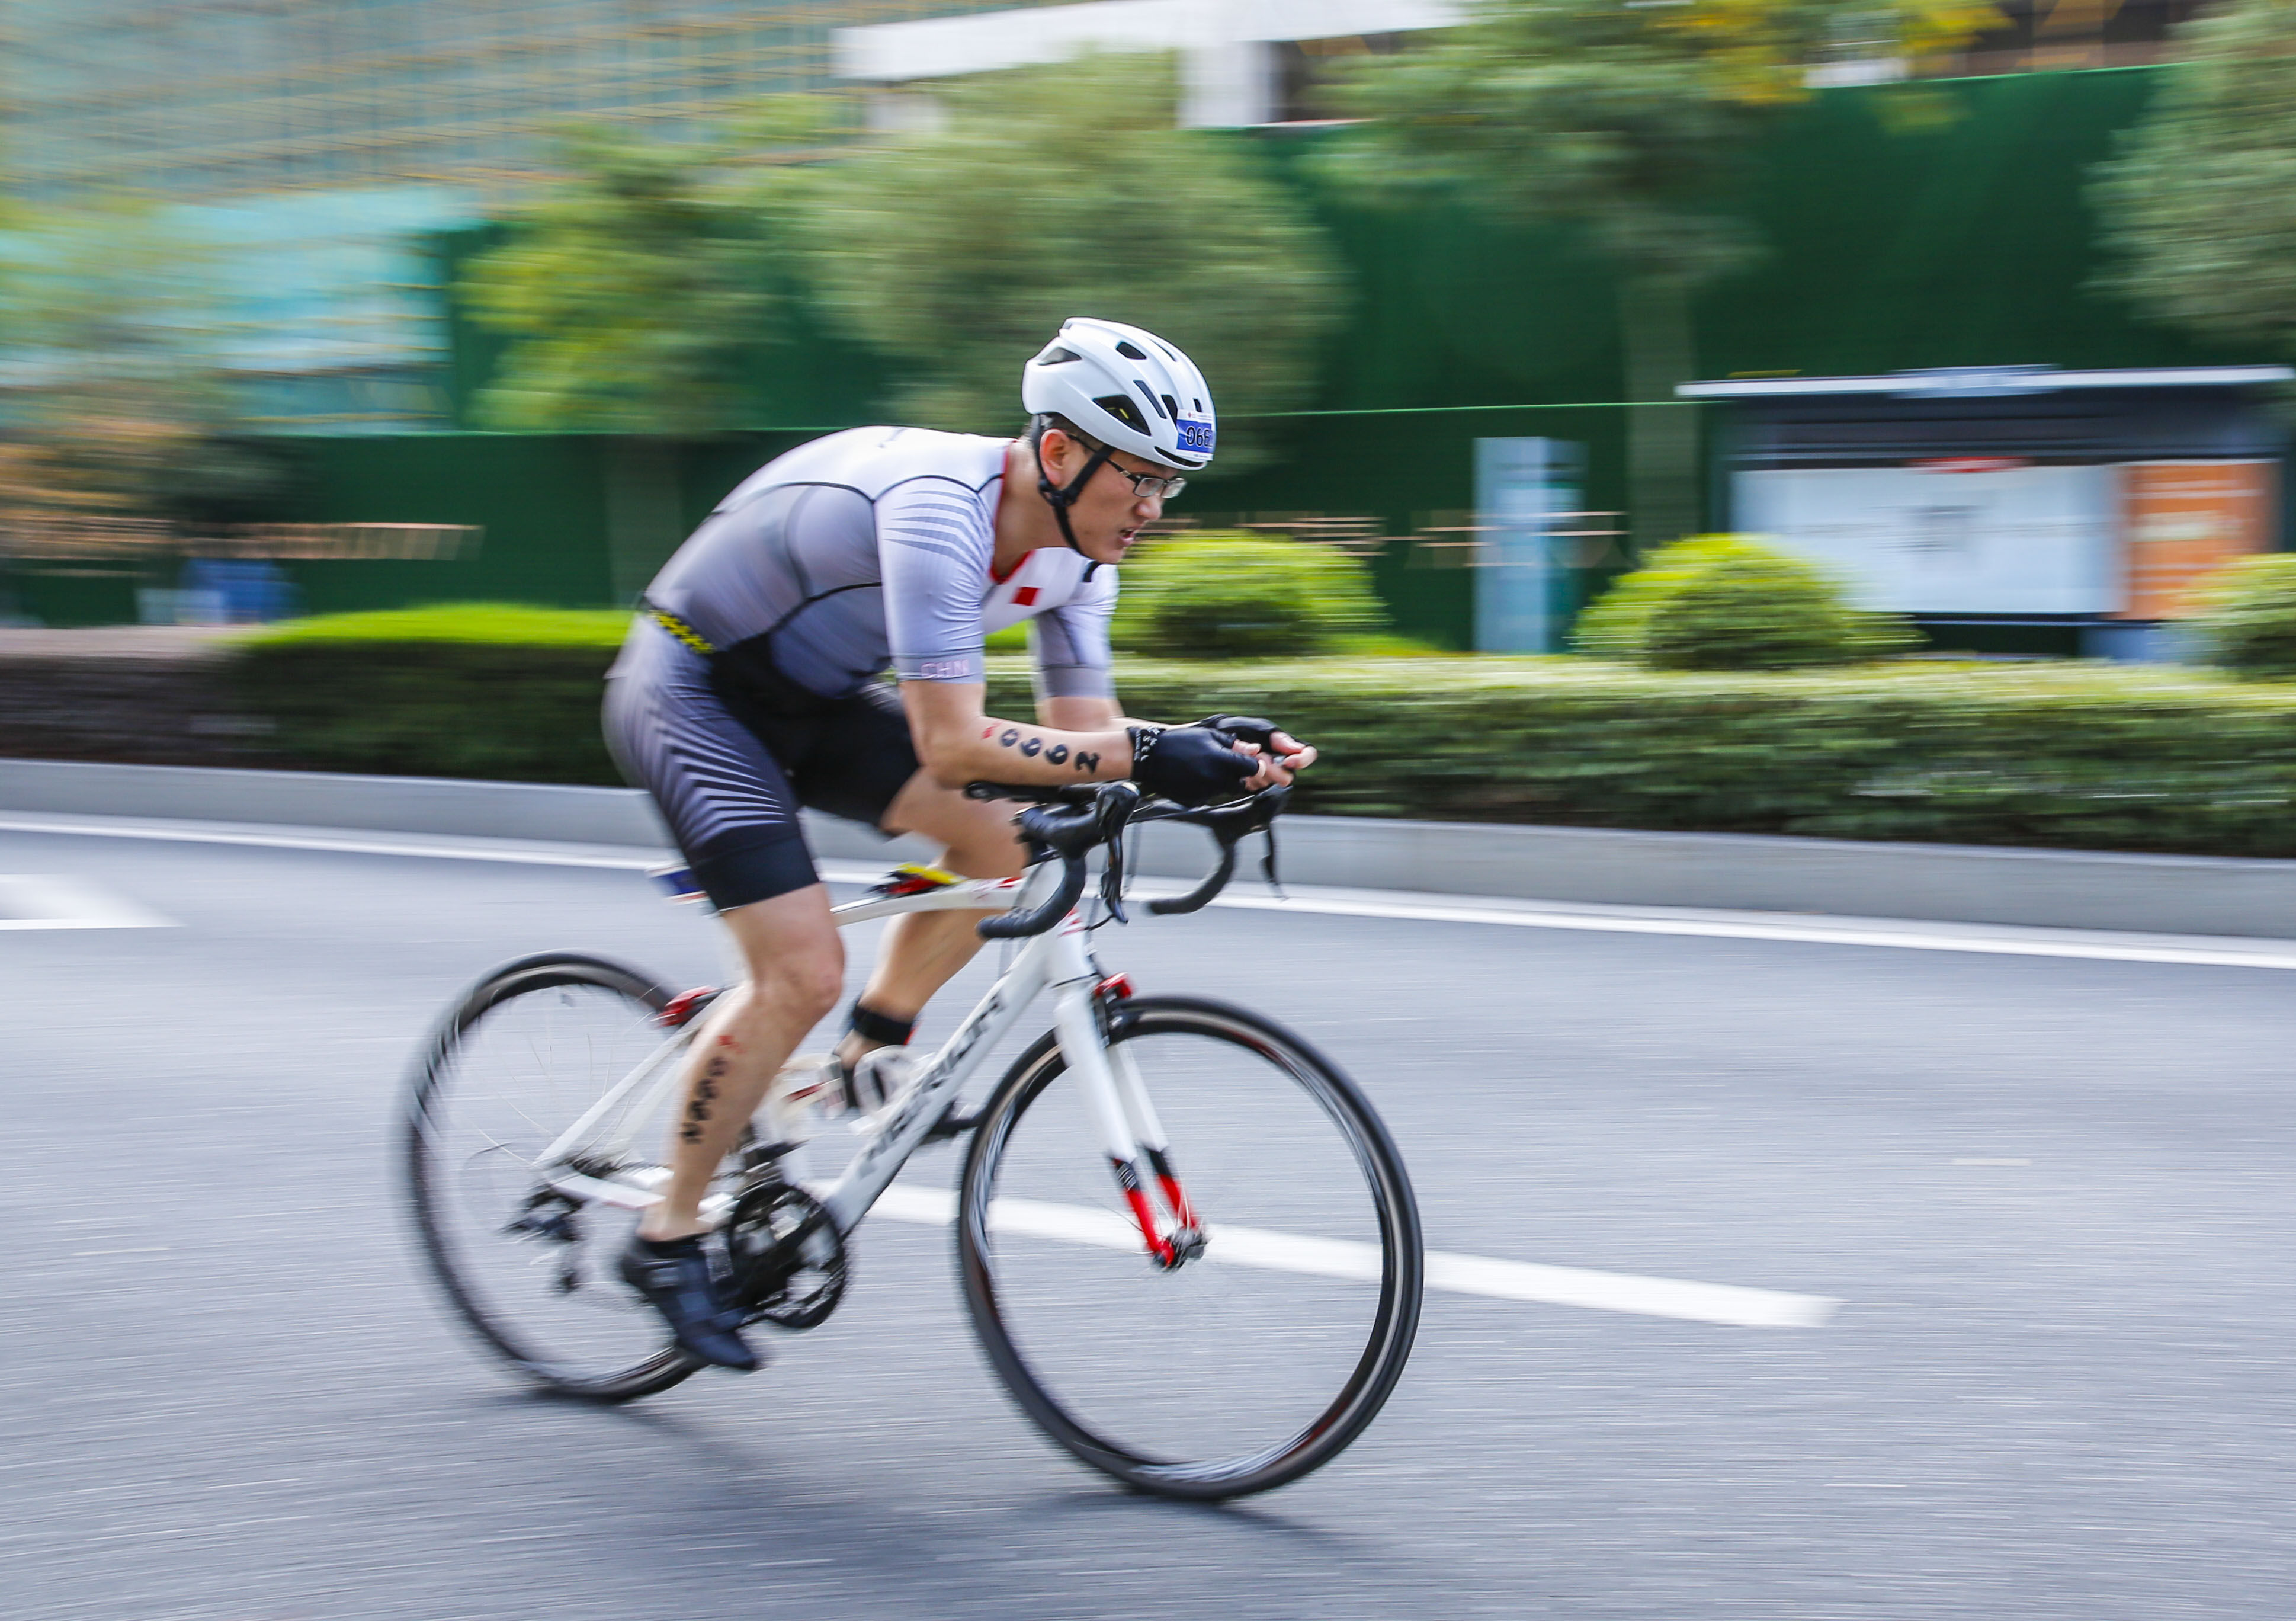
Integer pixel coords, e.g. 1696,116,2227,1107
990,658,2296,857
232,606,629,784
227,607,2296,857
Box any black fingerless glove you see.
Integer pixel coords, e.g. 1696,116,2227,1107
1190,715,1283,749
1127,723,1255,808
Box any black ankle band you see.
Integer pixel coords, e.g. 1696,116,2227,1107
846,1001,916,1046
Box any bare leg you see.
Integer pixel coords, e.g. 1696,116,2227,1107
637,882,844,1243
833,770,1029,1070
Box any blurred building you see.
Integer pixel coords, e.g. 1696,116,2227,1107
0,0,1064,202
0,0,1063,428
836,0,1458,129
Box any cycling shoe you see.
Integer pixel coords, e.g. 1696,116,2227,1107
844,1048,920,1118
618,1232,762,1372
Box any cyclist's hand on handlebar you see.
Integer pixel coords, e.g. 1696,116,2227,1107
1265,726,1316,777
1127,723,1255,806
1188,716,1313,783
1129,720,1314,805
1234,733,1314,791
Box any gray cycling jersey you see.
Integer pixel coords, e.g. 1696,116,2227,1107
633,426,1117,701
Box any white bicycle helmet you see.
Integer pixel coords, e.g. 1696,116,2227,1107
1022,317,1216,472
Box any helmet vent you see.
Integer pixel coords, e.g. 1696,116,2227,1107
1092,393,1150,434
1038,346,1081,364
1114,340,1149,361
1160,393,1179,422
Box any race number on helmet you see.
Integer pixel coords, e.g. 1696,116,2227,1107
1021,318,1216,472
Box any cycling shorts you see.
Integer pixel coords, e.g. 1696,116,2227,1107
603,619,920,911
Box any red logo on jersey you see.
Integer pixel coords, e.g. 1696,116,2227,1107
1012,586,1040,606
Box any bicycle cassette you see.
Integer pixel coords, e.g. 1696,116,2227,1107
724,1181,847,1331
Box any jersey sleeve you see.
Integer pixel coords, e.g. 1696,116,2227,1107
877,477,995,684
1029,567,1118,701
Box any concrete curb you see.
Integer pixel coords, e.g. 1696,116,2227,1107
5,756,2294,940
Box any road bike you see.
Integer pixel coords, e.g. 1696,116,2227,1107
403,781,1423,1499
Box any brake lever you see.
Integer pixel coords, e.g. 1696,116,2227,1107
1143,784,1290,917
1099,823,1130,926
1260,820,1285,901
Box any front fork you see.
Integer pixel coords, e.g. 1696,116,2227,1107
1049,967,1204,1269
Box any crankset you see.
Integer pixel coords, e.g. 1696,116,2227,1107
724,1180,848,1330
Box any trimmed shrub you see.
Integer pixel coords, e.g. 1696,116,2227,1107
2190,553,2296,680
1575,535,1916,669
1109,533,1386,659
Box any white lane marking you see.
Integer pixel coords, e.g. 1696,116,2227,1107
866,1183,1837,1329
0,815,655,871
3,812,2292,972
0,874,173,930
1191,888,2296,973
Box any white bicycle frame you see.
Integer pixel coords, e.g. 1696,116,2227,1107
531,857,1194,1261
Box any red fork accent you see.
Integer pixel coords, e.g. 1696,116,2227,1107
1109,1157,1176,1267
1155,1175,1200,1232
1144,1146,1198,1230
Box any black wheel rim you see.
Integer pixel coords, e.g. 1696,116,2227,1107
958,998,1422,1498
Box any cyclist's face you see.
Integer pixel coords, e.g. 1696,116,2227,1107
1040,430,1171,564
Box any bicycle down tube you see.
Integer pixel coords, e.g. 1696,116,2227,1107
532,856,1164,1250
818,877,1134,1238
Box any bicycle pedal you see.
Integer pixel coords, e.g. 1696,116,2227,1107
504,1196,581,1244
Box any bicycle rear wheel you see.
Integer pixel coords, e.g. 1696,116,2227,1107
957,995,1422,1498
404,952,702,1401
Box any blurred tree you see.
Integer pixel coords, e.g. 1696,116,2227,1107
2091,0,2296,358
801,57,1348,472
1320,0,1999,551
457,99,836,434
0,203,284,547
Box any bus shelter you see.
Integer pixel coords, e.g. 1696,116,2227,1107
1679,365,2292,658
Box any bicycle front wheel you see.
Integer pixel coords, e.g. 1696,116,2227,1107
404,952,702,1402
957,995,1422,1498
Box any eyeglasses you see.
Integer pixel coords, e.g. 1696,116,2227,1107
1107,465,1187,502
1054,427,1188,502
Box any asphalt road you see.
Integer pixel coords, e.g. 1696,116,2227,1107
5,819,2294,1620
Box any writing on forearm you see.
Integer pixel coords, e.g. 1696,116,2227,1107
980,722,1102,773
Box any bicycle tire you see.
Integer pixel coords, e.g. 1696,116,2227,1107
404,952,702,1402
957,995,1422,1498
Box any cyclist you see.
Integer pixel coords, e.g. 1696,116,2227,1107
604,317,1314,1370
